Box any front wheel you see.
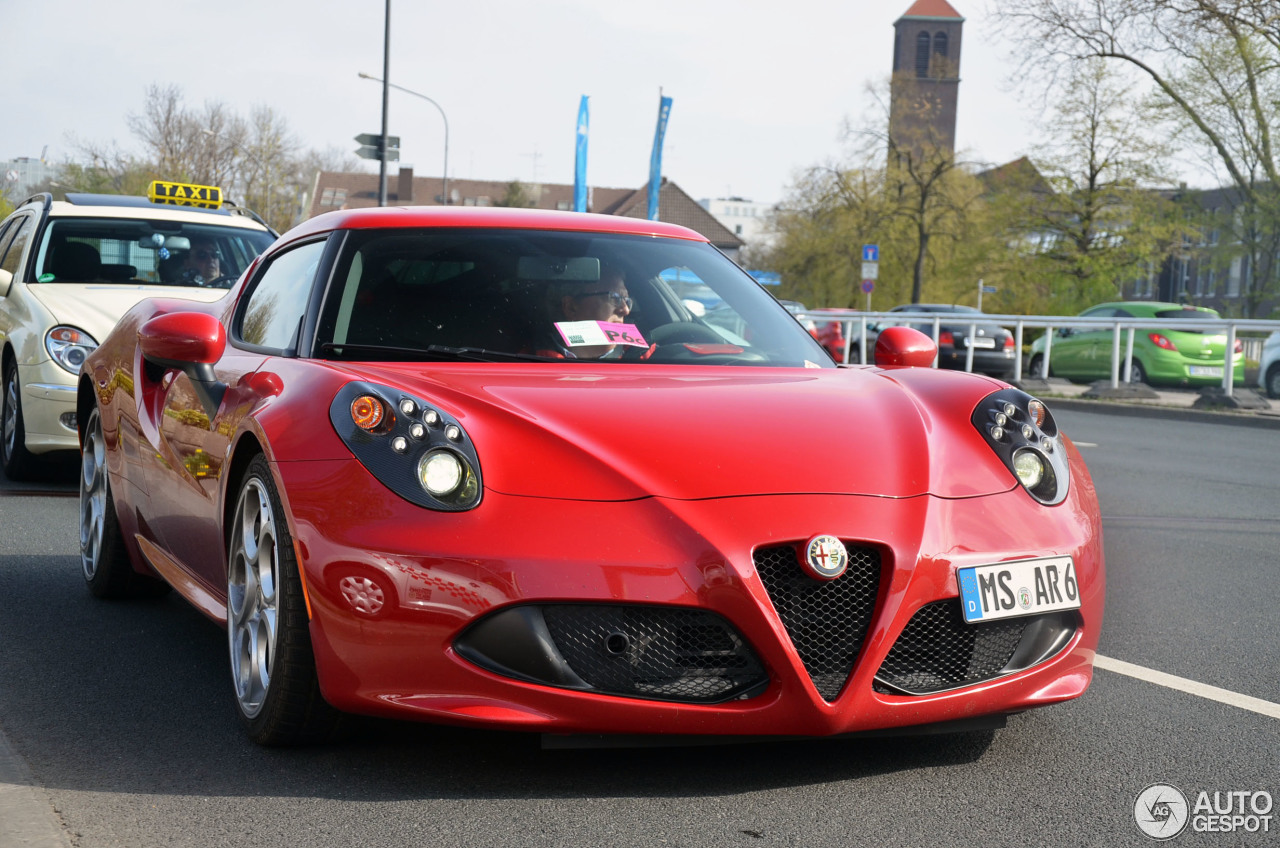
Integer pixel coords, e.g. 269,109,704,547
2,359,36,480
81,407,168,598
227,454,340,745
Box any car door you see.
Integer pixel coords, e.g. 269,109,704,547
1052,307,1111,378
145,239,328,592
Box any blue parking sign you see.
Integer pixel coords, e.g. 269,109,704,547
862,244,879,262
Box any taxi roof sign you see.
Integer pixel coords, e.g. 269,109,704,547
148,180,223,209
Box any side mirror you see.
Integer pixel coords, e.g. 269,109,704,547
874,326,937,368
139,311,227,417
0,269,12,298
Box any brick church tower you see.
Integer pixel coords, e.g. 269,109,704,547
889,0,965,158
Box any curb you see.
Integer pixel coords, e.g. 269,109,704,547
1046,396,1280,430
0,721,70,848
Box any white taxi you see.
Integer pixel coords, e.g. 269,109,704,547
0,182,275,479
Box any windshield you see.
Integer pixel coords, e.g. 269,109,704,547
34,218,275,289
317,229,831,367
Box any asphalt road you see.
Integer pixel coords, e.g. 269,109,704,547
1,406,1277,848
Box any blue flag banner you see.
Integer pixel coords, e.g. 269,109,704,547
574,95,589,213
647,95,673,221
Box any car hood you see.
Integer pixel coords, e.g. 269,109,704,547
26,284,227,344
339,363,1016,501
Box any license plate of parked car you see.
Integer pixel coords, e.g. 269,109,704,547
1188,365,1223,377
968,337,996,349
957,556,1080,623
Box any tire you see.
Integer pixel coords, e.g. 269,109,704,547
227,454,341,745
1265,364,1280,399
80,407,169,599
2,358,37,480
1128,359,1148,385
1027,354,1047,379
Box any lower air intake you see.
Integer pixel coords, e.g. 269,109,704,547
541,605,767,703
874,600,1073,695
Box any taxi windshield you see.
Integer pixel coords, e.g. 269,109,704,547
316,229,831,367
33,219,275,288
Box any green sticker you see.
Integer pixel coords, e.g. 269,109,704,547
38,273,55,282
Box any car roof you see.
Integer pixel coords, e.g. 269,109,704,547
275,205,709,243
27,194,271,232
1097,301,1219,317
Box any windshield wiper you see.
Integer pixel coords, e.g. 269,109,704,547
319,342,553,363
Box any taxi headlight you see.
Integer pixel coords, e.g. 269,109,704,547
972,388,1070,505
45,326,99,374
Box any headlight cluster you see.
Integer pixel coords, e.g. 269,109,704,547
329,382,482,511
45,326,99,374
971,388,1070,505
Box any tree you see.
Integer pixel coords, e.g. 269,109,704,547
1010,59,1188,312
992,0,1280,314
495,181,536,208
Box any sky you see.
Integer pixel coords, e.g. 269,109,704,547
4,0,1044,206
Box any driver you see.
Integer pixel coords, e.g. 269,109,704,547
180,238,221,286
542,265,633,359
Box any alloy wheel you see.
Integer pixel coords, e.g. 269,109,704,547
228,477,281,720
2,369,17,463
79,410,108,581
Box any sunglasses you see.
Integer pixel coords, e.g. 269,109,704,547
575,291,633,310
192,249,219,260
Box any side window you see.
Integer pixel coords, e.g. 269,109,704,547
237,240,326,352
0,215,35,276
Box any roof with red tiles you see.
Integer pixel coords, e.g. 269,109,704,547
899,0,964,20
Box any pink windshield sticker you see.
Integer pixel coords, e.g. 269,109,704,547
555,321,649,348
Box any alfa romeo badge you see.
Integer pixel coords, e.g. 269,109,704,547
802,534,849,581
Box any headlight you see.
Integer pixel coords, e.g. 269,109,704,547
45,326,99,374
972,388,1069,505
329,382,482,511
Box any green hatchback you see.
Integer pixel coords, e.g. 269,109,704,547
1027,301,1245,387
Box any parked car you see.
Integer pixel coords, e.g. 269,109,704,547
1258,331,1280,398
77,205,1103,746
0,182,274,479
880,304,1017,378
1027,302,1245,387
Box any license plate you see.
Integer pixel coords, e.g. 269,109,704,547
967,337,996,349
1189,365,1223,377
956,556,1080,623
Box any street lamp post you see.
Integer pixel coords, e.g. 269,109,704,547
358,72,449,205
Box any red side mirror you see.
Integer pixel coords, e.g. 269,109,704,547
139,312,226,367
874,326,937,368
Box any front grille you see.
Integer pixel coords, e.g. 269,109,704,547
753,542,882,701
874,600,1027,694
541,605,767,703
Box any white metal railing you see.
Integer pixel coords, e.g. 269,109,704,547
792,309,1280,397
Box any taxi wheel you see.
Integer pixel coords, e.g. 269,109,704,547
227,455,341,745
80,407,169,599
1027,354,1048,379
1128,359,1148,385
2,359,36,480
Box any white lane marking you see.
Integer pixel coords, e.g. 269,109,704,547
1095,654,1280,720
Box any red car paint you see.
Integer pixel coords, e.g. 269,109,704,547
79,207,1104,745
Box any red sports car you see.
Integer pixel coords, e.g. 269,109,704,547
77,207,1104,746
